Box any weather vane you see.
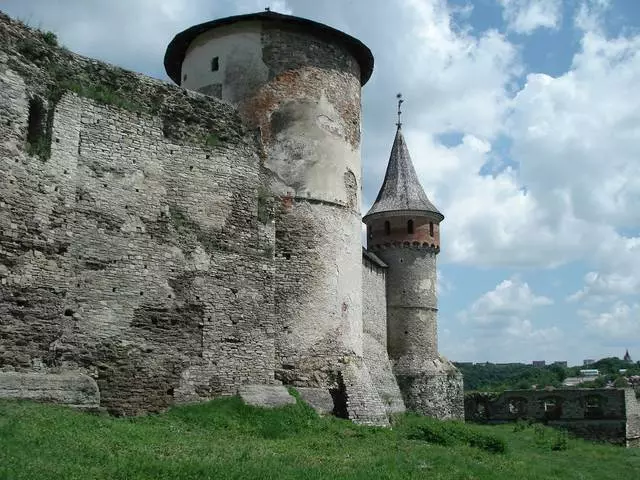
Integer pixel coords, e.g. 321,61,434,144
265,7,271,12
396,93,404,128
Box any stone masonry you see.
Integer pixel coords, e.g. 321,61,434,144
0,10,462,424
466,388,640,447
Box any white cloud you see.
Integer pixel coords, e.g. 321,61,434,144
460,276,553,328
404,0,521,138
579,302,640,340
446,277,561,362
437,269,453,295
568,236,640,304
499,0,563,34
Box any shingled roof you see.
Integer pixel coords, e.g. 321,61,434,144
363,126,443,222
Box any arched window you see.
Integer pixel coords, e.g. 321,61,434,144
407,219,414,234
429,222,434,237
384,221,390,235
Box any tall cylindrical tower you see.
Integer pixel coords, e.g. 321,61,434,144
363,113,463,419
164,12,374,388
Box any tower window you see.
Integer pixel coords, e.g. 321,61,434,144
429,222,434,237
384,221,390,235
407,219,414,234
211,56,220,72
367,225,372,239
183,73,188,81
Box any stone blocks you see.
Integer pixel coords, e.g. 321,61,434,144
0,371,100,408
238,384,296,409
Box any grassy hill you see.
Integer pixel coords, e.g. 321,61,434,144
1,393,639,480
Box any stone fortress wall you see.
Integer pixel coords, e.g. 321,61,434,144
0,13,277,415
465,389,640,446
0,10,462,425
362,250,405,415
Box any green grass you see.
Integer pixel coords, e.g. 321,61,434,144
1,396,639,480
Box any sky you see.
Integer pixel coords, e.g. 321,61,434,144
3,0,639,366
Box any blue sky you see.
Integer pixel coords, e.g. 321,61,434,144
4,0,639,366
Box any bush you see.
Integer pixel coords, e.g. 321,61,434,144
41,31,58,46
404,416,508,454
532,423,570,451
551,430,569,451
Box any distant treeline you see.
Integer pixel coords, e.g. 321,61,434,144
455,357,640,392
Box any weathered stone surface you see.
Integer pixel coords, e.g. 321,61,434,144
362,254,405,415
0,371,99,407
238,384,296,408
295,387,334,415
466,387,640,447
625,388,640,447
0,12,276,416
0,10,462,425
396,356,464,420
341,358,390,427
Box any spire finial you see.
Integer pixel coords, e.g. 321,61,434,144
396,93,404,128
265,6,271,12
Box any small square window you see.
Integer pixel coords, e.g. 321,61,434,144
211,57,220,72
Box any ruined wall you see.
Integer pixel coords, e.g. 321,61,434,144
625,389,640,447
465,389,635,446
395,358,464,420
0,14,276,415
362,251,405,414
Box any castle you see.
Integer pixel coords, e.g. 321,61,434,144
0,10,463,424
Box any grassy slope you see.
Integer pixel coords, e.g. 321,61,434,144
1,396,639,480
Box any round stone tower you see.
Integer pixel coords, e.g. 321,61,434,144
363,112,463,419
164,12,374,388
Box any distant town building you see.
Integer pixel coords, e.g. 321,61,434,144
532,360,546,367
552,361,568,368
563,377,583,387
580,369,600,377
584,359,596,366
624,349,632,363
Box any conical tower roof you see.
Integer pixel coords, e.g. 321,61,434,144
363,125,443,222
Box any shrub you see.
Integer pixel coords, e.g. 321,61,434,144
41,31,58,46
404,416,507,454
551,430,569,451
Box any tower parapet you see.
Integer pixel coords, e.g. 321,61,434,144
363,98,463,419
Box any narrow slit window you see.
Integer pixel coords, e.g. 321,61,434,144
407,219,414,234
384,221,391,235
367,225,372,239
27,98,46,146
211,56,220,72
429,222,434,237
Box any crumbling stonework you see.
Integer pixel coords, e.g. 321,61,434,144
0,371,99,409
466,388,640,447
0,13,276,415
362,251,405,415
0,10,462,425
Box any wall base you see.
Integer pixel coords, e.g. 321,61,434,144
394,355,464,420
